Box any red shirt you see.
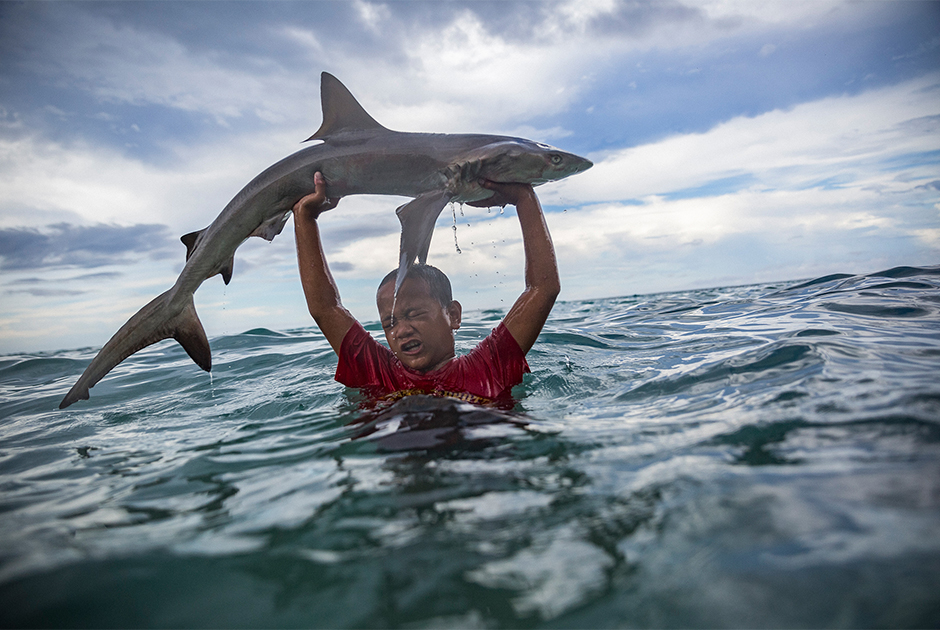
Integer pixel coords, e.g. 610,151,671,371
335,321,530,406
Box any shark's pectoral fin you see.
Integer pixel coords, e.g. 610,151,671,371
249,211,290,241
395,190,454,293
181,229,205,261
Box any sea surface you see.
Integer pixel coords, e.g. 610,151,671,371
1,265,939,628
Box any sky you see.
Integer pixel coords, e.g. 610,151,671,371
0,0,938,354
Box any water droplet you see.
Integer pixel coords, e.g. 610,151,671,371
452,205,461,253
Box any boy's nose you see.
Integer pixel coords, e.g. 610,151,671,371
397,320,416,335
389,317,413,335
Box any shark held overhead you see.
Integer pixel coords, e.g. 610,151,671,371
59,72,592,409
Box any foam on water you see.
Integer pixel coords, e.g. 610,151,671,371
1,266,939,627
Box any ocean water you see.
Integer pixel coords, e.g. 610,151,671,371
1,265,939,628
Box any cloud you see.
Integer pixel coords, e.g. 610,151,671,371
0,0,937,355
0,1,878,141
554,74,940,204
0,223,173,271
0,3,306,126
6,287,88,297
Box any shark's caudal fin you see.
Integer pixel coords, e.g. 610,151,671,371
394,191,454,294
59,291,211,409
305,72,388,142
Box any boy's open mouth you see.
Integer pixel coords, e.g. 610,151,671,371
401,340,421,353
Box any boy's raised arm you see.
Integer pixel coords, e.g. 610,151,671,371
294,172,356,354
475,180,561,355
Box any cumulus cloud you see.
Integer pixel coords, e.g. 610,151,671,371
0,1,876,138
0,0,937,354
554,74,940,204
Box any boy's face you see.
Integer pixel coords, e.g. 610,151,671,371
376,277,461,373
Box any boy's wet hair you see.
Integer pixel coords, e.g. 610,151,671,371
378,264,453,307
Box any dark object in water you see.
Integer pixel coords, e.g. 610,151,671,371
351,395,528,451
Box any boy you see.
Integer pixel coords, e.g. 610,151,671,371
294,172,559,406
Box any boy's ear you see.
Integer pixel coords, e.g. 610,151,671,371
447,300,462,330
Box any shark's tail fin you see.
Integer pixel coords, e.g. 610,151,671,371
59,290,211,409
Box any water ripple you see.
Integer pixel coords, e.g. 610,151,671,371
1,265,939,627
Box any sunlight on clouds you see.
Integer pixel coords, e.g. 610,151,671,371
0,135,160,229
550,189,898,259
914,228,940,247
329,232,400,278
697,0,846,25
409,17,571,124
560,74,940,203
0,261,179,352
542,182,933,300
555,0,620,27
354,0,391,34
0,124,323,234
282,26,325,55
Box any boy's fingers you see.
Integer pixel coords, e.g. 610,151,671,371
466,193,509,208
295,172,340,216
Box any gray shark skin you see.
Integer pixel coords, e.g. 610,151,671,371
59,72,592,409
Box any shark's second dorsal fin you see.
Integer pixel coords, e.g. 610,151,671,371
181,228,233,284
306,72,387,142
181,229,204,261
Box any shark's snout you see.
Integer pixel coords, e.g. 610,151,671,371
575,156,593,173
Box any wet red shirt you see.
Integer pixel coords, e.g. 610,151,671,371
335,321,530,406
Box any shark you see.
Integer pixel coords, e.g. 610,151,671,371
59,72,593,409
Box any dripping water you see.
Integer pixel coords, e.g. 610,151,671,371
452,204,462,254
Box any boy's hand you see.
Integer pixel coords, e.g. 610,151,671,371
467,179,536,208
294,172,340,219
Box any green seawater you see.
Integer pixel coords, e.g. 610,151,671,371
1,266,939,628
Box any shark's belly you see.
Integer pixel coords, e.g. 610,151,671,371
318,153,447,198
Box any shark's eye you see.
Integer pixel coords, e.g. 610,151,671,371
550,154,563,165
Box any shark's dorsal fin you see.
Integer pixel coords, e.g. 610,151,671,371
306,72,387,142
